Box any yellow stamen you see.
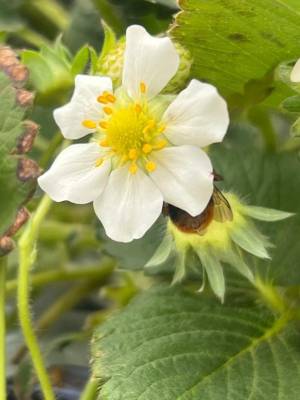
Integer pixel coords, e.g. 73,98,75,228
82,120,97,129
135,104,142,114
146,161,156,172
95,158,103,167
143,119,155,134
106,94,116,103
99,121,108,129
128,148,138,160
129,162,138,175
158,124,166,133
97,95,108,104
154,139,168,150
100,138,109,147
140,81,147,94
142,143,152,154
103,106,113,115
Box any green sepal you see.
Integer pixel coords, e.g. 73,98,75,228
171,251,186,285
291,117,300,137
223,248,254,284
196,248,225,303
70,45,90,76
145,232,173,268
229,221,271,260
281,95,300,114
97,20,117,69
242,205,294,222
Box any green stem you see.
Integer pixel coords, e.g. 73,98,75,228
12,260,114,364
0,257,7,400
80,377,99,400
21,0,69,36
255,276,287,314
6,262,112,297
12,28,51,48
18,195,55,400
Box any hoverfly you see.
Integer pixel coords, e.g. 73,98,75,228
163,172,233,235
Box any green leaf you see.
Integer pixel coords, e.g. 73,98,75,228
171,0,300,105
21,39,79,104
211,123,300,285
92,285,300,399
0,47,38,251
98,218,166,271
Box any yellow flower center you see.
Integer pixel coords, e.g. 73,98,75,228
82,83,167,174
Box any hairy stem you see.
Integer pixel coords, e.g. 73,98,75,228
0,256,7,400
12,28,51,48
255,276,288,314
13,259,114,364
18,195,55,400
6,262,112,296
80,376,99,400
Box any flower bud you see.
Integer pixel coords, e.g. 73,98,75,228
96,36,192,93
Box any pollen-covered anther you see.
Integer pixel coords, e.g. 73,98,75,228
100,138,109,147
99,121,108,129
135,104,142,114
82,119,97,129
106,93,116,103
97,95,109,104
103,106,113,115
128,148,138,160
142,143,152,154
129,162,138,174
143,120,155,135
145,161,156,172
158,124,166,133
140,81,147,94
154,139,167,150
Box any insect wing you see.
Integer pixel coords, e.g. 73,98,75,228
212,187,233,222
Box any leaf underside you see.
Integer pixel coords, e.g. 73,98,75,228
0,48,38,243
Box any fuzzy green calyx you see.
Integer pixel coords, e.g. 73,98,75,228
146,193,293,302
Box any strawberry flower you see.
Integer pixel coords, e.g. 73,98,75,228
38,25,229,242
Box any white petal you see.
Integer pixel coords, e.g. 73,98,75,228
38,143,110,204
150,145,213,216
122,25,179,100
94,165,163,242
291,59,300,83
163,79,229,147
53,75,113,139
